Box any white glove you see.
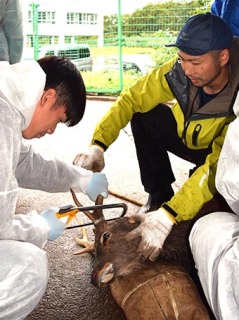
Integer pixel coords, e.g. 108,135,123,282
40,207,66,241
73,145,105,172
86,172,108,201
126,208,175,261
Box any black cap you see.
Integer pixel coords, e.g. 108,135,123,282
165,13,233,55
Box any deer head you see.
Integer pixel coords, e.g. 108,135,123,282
91,216,144,287
73,193,142,287
73,193,193,288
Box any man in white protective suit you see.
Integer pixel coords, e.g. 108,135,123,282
0,56,108,319
189,92,239,320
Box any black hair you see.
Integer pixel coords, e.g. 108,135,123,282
37,55,86,126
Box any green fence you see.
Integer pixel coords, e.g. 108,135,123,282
28,0,212,95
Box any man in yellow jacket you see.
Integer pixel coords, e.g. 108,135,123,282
74,13,238,261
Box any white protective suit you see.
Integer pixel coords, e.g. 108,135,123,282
189,92,239,320
0,61,96,319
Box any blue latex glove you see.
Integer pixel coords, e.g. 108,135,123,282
86,172,108,201
40,207,66,241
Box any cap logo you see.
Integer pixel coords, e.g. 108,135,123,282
179,32,189,42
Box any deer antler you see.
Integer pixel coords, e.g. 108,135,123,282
70,188,95,221
70,189,104,255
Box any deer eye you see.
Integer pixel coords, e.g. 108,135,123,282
101,232,110,245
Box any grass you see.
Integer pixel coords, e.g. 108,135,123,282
84,45,177,95
83,70,142,95
90,46,154,57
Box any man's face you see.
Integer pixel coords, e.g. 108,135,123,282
22,89,67,139
178,50,227,90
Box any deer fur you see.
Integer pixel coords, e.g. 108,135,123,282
74,192,233,319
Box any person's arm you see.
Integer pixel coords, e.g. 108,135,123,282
211,0,223,16
3,0,23,63
92,56,177,150
74,56,178,171
16,140,108,201
163,121,233,222
216,117,239,213
211,0,239,37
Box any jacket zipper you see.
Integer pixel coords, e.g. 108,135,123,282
181,122,202,147
181,121,190,146
192,123,202,146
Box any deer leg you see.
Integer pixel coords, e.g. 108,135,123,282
73,214,95,255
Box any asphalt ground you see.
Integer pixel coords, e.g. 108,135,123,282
21,97,193,320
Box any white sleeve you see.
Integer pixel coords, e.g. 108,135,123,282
16,139,93,194
216,117,239,214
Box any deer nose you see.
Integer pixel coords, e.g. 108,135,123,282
91,262,115,287
91,271,99,287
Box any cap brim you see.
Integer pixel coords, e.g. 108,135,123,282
165,43,177,48
165,43,208,55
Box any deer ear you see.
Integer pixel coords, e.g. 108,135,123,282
127,215,143,224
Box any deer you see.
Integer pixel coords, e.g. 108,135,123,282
72,191,232,320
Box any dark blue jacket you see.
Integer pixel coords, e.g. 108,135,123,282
211,0,239,36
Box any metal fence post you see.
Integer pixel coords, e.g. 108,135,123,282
117,0,123,91
32,2,39,60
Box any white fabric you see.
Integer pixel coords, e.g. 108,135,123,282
216,116,239,213
126,208,174,261
0,240,48,320
233,90,239,116
189,212,239,320
0,61,95,317
0,60,45,130
190,108,239,319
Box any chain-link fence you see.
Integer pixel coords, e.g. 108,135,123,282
24,0,212,94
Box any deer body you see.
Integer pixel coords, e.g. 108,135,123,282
90,216,212,319
75,193,232,319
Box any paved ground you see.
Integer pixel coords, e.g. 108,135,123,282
21,98,193,320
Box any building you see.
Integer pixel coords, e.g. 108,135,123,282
21,0,104,59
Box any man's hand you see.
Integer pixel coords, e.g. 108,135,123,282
126,208,175,261
86,172,108,201
73,145,105,172
40,207,66,241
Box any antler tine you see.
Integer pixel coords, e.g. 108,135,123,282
70,188,95,221
95,194,104,205
92,194,105,223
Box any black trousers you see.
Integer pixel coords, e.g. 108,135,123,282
131,104,212,194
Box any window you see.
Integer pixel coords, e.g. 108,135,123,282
67,12,97,25
38,11,56,24
28,10,32,23
45,50,55,56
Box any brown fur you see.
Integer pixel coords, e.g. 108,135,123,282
79,193,233,319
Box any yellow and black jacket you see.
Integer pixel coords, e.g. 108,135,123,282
92,38,239,221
